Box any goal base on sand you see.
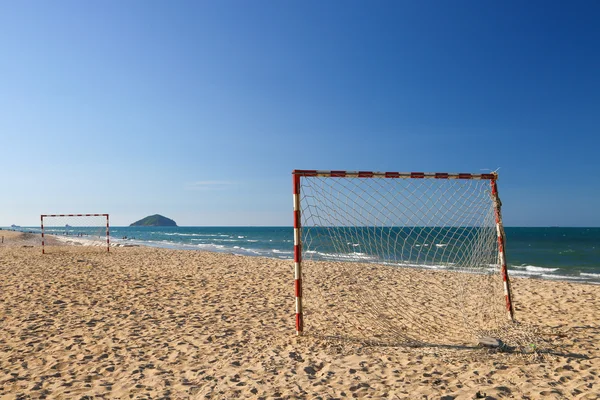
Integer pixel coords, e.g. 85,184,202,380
478,336,504,348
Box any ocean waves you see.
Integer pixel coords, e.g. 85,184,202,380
40,226,599,285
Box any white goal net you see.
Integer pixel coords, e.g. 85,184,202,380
293,170,515,347
41,214,110,254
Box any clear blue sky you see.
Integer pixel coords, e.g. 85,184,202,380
1,1,598,226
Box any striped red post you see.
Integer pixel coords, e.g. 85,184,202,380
106,214,110,252
292,173,303,335
41,215,45,254
490,177,515,321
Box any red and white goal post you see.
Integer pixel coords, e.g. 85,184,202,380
293,170,515,346
41,214,110,254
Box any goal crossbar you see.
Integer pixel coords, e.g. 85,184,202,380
292,170,514,342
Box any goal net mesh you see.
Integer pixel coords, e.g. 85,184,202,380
41,214,109,254
298,175,513,346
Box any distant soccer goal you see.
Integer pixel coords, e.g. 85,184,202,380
292,170,514,346
41,214,110,254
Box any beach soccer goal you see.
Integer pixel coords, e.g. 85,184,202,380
292,170,514,346
41,214,110,254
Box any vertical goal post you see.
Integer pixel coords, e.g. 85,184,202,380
292,170,515,344
41,214,110,254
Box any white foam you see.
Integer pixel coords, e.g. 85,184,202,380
164,233,219,237
512,264,560,273
581,272,600,278
305,251,378,261
382,261,451,270
202,243,225,248
230,246,261,255
272,249,293,254
435,244,447,247
525,265,559,273
509,270,544,277
408,263,448,270
54,235,107,247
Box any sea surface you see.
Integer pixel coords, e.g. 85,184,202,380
8,226,600,285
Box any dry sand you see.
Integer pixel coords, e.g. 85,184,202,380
0,231,599,399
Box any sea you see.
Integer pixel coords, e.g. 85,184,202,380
8,226,600,285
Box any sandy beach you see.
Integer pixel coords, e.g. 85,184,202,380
0,230,599,399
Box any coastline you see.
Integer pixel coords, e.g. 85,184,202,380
4,226,600,285
0,232,599,398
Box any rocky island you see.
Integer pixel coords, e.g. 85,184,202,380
130,214,177,227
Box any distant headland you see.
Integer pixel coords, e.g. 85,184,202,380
130,214,177,227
